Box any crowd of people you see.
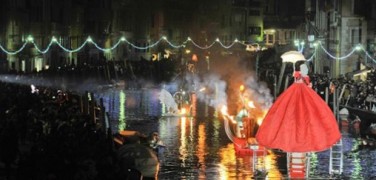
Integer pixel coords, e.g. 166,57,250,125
259,60,376,113
307,68,376,113
0,80,161,180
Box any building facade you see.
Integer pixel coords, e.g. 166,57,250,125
1,0,373,76
305,0,371,77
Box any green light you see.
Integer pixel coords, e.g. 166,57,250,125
118,90,126,131
87,37,93,42
27,35,34,42
355,45,362,51
52,37,57,42
294,40,299,47
120,37,126,41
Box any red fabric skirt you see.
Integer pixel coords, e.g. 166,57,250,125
255,83,341,152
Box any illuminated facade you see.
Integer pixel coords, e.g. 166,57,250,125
0,0,111,73
263,0,305,47
217,0,264,44
0,0,265,72
1,0,375,75
305,0,370,77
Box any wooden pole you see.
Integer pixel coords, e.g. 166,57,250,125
283,76,290,91
277,63,286,95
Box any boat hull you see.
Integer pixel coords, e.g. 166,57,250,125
233,137,267,156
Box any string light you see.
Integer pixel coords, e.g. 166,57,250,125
216,39,238,49
0,35,375,64
318,42,357,61
0,42,28,55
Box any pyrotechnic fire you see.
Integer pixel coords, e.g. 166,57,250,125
180,107,187,115
222,84,270,126
221,105,237,124
239,85,245,92
247,101,256,109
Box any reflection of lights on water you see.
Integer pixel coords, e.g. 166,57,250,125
218,144,236,180
213,118,220,147
118,90,126,131
179,117,187,165
309,153,318,176
158,118,167,141
263,152,283,179
351,139,362,179
180,107,187,114
197,124,206,178
190,118,194,137
191,94,197,117
218,143,282,179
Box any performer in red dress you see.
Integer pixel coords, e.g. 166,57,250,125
256,63,341,152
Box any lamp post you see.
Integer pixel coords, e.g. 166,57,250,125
294,39,305,52
313,41,319,74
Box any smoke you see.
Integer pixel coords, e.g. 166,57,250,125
185,73,228,109
244,75,273,110
182,54,274,114
0,74,106,94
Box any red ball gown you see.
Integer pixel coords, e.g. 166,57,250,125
255,72,341,152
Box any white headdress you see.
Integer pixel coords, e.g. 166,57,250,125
300,64,308,77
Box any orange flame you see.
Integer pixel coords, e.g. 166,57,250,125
247,101,256,109
239,85,245,92
221,105,237,124
180,107,187,115
220,105,228,116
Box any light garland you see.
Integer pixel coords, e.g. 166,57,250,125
0,35,375,64
302,41,376,64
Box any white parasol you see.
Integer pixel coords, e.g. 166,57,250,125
159,89,179,113
281,51,306,63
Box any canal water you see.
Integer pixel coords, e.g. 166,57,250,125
95,88,376,179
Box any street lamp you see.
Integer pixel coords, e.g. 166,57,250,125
294,39,305,52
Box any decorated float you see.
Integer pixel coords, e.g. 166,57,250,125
221,85,268,156
159,88,195,117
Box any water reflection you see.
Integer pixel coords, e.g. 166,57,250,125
95,89,376,179
118,90,126,130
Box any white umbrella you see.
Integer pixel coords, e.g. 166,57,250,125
281,51,306,63
159,89,178,113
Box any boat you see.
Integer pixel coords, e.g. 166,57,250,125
159,88,195,117
222,111,267,156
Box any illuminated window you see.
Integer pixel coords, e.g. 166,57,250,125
248,26,261,35
266,34,274,44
